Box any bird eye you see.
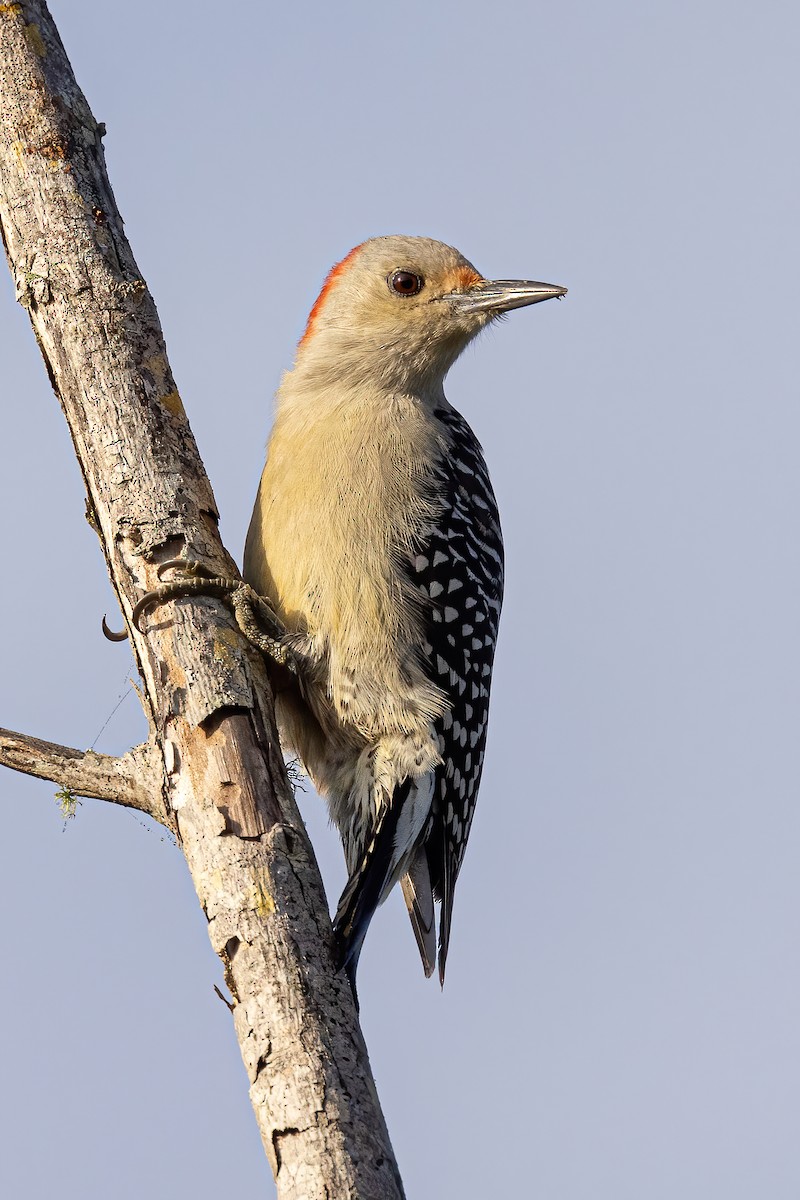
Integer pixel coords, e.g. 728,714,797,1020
389,270,424,297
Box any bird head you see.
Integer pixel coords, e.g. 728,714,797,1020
291,235,566,394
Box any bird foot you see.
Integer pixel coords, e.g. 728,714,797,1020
133,559,299,672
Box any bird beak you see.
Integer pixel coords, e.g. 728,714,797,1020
443,279,567,315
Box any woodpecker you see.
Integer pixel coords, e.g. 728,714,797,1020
241,236,565,990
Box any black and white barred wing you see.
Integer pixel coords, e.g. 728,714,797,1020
409,406,504,982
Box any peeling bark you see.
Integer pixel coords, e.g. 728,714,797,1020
0,5,405,1197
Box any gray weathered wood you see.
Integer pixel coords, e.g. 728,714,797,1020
0,4,405,1197
0,728,167,821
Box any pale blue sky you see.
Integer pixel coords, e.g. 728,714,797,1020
1,2,799,1196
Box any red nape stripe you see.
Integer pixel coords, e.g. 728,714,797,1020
298,243,365,348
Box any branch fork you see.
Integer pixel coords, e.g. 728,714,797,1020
0,727,171,827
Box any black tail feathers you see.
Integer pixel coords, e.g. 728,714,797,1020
332,779,412,1001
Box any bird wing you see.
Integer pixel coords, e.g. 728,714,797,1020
409,406,504,983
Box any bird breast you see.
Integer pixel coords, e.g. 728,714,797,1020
243,388,450,739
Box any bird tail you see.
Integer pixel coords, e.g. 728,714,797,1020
332,779,411,1001
401,849,436,978
437,848,455,987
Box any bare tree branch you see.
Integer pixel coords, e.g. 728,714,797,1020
0,4,405,1197
0,728,169,822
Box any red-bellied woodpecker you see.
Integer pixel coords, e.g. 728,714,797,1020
242,236,566,992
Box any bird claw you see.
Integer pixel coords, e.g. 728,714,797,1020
101,560,224,644
133,559,299,673
155,558,214,583
131,559,226,630
101,613,128,642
